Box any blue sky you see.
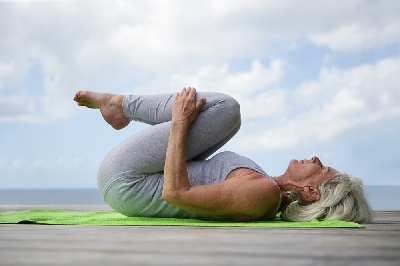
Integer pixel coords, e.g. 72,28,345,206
1,0,399,188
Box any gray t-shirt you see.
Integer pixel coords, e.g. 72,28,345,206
103,151,281,221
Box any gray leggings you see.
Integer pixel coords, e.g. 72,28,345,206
97,92,241,217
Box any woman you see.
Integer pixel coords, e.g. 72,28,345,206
74,87,372,223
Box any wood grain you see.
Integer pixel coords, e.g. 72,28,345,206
1,205,399,266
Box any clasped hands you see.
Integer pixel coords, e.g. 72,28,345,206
172,87,206,125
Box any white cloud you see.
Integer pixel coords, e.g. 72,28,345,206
1,0,400,188
0,62,15,89
166,59,286,118
307,0,400,53
0,94,39,122
234,57,400,150
0,156,98,188
0,156,88,170
130,55,400,151
309,23,400,53
0,0,399,125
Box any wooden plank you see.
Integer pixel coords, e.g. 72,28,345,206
1,206,399,266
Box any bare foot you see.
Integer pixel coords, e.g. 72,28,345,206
74,90,130,130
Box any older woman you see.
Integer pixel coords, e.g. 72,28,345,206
74,87,372,223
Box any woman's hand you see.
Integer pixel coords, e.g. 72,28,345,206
172,87,206,125
163,87,206,202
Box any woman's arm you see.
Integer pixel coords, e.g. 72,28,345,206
162,87,204,199
162,88,280,221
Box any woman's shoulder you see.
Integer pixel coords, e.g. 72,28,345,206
227,170,280,202
226,174,281,221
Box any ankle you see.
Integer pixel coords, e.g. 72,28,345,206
112,95,124,111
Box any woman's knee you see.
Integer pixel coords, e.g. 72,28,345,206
216,93,241,124
225,94,241,114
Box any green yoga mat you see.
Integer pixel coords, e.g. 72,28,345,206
0,209,364,228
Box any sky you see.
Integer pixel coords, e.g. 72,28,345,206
0,0,399,188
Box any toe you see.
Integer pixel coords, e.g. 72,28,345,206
73,91,83,102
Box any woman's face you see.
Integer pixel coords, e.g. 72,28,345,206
286,156,338,188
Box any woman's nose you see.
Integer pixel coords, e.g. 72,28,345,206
310,156,323,166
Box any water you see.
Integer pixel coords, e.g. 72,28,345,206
0,189,105,205
0,186,399,210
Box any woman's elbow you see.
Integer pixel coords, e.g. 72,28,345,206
161,190,173,202
162,189,181,204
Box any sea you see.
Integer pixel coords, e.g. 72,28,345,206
0,186,399,210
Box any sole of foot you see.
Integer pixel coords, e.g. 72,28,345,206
74,91,130,130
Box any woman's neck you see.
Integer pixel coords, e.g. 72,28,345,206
272,175,303,210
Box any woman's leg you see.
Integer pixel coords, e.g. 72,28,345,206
96,91,241,184
122,92,241,157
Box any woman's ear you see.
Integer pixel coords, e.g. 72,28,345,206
301,186,320,203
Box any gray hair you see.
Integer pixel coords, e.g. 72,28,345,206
281,173,372,223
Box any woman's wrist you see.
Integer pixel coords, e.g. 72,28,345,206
171,119,190,130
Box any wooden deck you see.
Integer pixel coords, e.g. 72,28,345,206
1,205,399,266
